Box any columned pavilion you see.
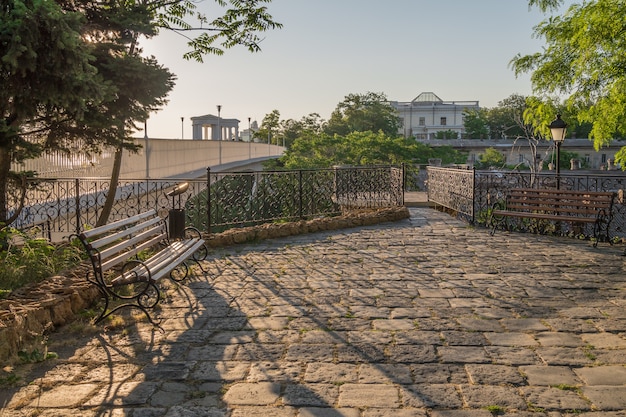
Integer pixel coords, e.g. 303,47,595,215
191,114,240,141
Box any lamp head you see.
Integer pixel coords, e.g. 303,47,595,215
549,114,567,142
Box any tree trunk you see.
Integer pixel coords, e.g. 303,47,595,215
0,146,10,225
96,144,123,226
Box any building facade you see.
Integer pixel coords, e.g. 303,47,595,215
390,92,480,140
421,138,620,171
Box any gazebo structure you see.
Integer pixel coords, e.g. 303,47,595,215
191,114,240,141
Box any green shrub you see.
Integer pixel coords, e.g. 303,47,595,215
0,227,83,297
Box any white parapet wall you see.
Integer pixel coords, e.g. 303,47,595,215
12,138,285,179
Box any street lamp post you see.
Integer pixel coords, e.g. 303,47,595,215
180,117,184,139
144,120,149,178
248,117,252,160
217,105,222,165
549,114,567,190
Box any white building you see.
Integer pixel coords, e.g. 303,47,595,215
390,92,479,140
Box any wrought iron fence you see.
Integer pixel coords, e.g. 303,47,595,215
10,166,404,242
426,166,475,223
426,167,626,239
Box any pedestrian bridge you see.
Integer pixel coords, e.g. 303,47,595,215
13,138,285,179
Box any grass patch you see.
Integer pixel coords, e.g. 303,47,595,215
0,227,83,297
483,405,506,415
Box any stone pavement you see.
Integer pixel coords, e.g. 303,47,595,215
2,207,626,416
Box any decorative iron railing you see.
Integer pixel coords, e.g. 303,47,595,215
10,166,404,242
426,166,475,223
426,167,626,239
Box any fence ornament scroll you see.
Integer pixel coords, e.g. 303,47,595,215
10,166,405,242
427,167,626,240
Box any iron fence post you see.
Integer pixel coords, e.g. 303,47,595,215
299,170,303,219
471,167,476,225
207,167,211,234
75,178,81,235
401,163,406,206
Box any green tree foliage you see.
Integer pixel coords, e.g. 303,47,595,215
474,147,505,170
281,131,467,169
0,0,103,224
1,0,281,228
463,109,490,139
434,130,458,139
513,0,626,166
256,109,281,145
324,92,401,136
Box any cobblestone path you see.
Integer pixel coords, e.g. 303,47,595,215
2,207,626,416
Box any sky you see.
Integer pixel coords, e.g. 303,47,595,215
137,0,574,139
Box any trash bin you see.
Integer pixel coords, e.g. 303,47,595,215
166,182,189,239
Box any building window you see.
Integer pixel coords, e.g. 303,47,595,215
419,117,425,126
518,154,524,163
440,117,447,126
602,154,607,163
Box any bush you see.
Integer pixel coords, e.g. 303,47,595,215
0,227,83,297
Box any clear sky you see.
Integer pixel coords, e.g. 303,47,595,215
138,0,573,139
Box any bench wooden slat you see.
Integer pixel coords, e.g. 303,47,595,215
80,210,157,239
489,187,615,245
76,209,206,325
87,216,163,250
99,231,167,273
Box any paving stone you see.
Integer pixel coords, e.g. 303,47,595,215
521,386,591,411
535,347,595,366
581,386,626,411
519,365,580,386
411,364,469,384
400,384,464,408
222,382,281,406
29,384,99,408
501,318,550,332
465,364,525,386
574,365,626,385
484,332,539,347
337,384,400,408
582,332,626,348
535,332,583,347
438,346,491,364
303,363,358,383
459,384,527,409
300,407,361,417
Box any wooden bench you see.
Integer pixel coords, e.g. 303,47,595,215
74,209,207,325
489,188,616,246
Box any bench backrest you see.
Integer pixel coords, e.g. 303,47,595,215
78,210,168,278
507,188,615,216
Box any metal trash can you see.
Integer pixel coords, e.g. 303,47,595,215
166,182,189,239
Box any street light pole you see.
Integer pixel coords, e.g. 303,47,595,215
549,114,567,190
217,105,222,165
181,117,184,139
248,117,252,160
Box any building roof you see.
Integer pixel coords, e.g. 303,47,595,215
412,92,443,103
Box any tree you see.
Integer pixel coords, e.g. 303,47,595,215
280,130,468,169
0,0,104,225
513,0,626,166
1,0,281,228
463,109,490,139
434,130,458,139
324,92,401,136
93,0,282,225
256,110,281,145
475,147,505,170
485,94,548,173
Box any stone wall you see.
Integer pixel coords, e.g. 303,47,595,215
0,206,410,364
